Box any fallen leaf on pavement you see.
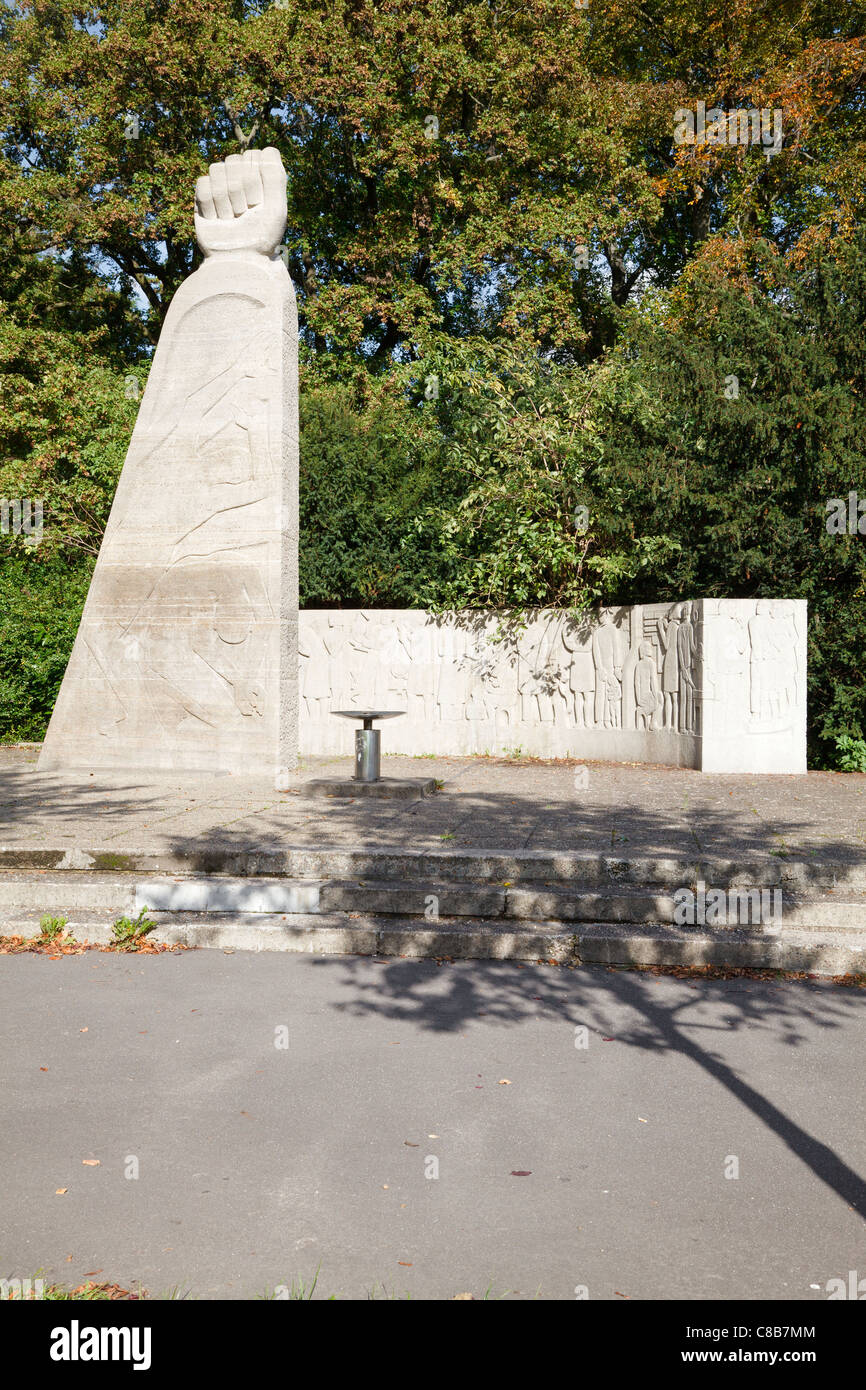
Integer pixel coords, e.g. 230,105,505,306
72,1282,140,1301
55,1188,67,1195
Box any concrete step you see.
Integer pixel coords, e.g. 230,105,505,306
0,874,322,916
5,870,866,932
2,908,865,976
2,845,865,891
323,879,866,930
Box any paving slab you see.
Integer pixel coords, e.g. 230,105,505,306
2,745,865,870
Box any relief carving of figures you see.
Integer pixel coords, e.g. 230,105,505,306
676,601,698,733
772,600,800,718
591,610,627,728
715,611,750,732
657,605,681,730
516,617,560,723
560,618,595,728
748,600,788,721
634,639,662,730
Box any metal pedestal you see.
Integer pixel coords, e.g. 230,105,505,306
354,725,381,783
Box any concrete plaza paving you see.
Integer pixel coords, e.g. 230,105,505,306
1,744,864,867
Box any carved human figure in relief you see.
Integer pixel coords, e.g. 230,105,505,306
560,619,595,727
634,640,661,730
715,610,750,732
748,599,788,721
657,605,681,730
771,599,800,717
592,610,624,728
676,602,698,732
516,618,559,723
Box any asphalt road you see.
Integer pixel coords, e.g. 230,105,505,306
1,949,864,1300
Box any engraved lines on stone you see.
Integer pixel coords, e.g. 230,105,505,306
108,298,271,532
90,302,279,737
747,600,799,731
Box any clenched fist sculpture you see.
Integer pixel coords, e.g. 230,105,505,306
194,147,287,258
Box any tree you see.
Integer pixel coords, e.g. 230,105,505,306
594,236,866,766
3,0,861,366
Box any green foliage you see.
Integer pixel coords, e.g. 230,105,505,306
110,907,157,949
0,558,91,741
0,318,145,562
39,914,68,941
2,0,861,358
592,237,866,768
409,338,683,610
834,737,866,775
299,374,456,606
407,341,598,610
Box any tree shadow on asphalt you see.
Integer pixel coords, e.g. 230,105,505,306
4,754,866,1219
310,953,866,1221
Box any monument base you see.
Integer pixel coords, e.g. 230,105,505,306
304,777,438,799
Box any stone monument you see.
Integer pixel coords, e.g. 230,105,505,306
39,148,299,782
297,601,807,773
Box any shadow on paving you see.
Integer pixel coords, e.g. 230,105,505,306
154,793,866,875
0,769,164,836
310,954,866,1222
0,757,864,872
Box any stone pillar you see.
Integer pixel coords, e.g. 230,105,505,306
39,149,299,779
699,598,807,773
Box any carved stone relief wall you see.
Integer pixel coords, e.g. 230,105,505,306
700,599,806,772
300,602,806,773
